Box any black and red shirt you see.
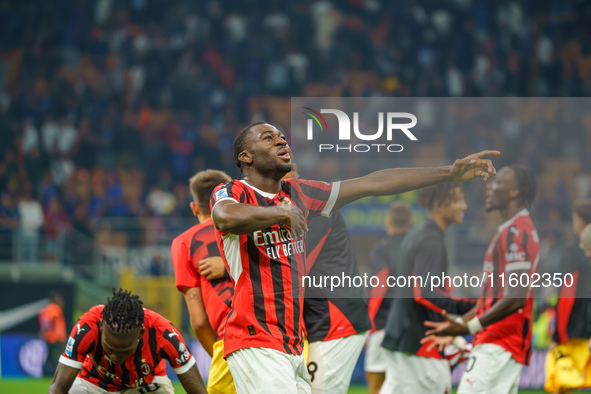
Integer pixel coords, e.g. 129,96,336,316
367,233,406,331
171,218,234,340
303,211,372,342
474,209,540,365
210,179,338,356
59,305,195,391
553,242,591,343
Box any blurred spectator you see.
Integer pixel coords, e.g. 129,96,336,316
16,191,44,263
43,197,72,262
0,193,19,261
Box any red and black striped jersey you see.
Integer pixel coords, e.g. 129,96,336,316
171,218,234,340
474,209,540,365
59,305,195,391
210,178,339,357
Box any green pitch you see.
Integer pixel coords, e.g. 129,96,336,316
0,379,563,393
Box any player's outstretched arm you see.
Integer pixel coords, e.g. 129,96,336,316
213,198,307,235
48,363,79,394
422,268,528,338
333,150,499,211
182,286,216,357
177,364,207,394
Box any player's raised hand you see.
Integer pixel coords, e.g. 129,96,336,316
278,197,308,237
198,257,226,280
450,150,500,183
423,311,469,338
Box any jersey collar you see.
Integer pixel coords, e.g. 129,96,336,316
498,208,529,232
239,179,280,199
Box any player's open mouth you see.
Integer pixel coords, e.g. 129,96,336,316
278,151,291,159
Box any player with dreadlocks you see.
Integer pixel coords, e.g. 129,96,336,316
49,289,207,394
423,165,539,394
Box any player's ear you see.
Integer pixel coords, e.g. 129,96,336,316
238,150,252,167
509,187,519,199
138,325,145,339
190,201,199,217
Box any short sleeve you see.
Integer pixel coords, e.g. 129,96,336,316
289,179,339,219
210,181,241,211
171,238,200,292
158,323,196,374
58,309,100,370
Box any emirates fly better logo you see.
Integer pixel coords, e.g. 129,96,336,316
303,107,418,153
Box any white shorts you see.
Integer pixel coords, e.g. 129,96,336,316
69,376,174,394
364,329,387,373
457,343,522,394
380,349,451,394
307,331,368,394
226,347,311,394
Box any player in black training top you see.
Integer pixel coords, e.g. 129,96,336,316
380,183,475,394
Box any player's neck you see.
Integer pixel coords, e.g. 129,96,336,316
197,213,211,223
429,214,450,233
243,172,283,194
499,202,526,223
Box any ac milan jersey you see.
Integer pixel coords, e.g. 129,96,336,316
303,212,371,343
171,219,234,340
210,179,339,357
474,209,540,365
58,306,195,391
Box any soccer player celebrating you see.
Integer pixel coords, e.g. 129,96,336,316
365,201,413,394
545,199,591,393
210,121,498,393
171,169,236,394
48,289,206,394
380,183,476,394
424,165,539,394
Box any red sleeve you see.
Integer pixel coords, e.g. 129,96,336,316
59,307,101,369
210,180,244,211
171,237,200,292
289,179,337,219
156,320,195,374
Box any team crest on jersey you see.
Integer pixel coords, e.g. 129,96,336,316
215,188,228,201
178,342,185,353
141,363,150,376
65,337,75,357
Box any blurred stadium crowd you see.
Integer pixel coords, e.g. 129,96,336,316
1,0,591,273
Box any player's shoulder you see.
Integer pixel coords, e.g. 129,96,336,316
81,305,104,322
143,308,173,331
174,221,214,243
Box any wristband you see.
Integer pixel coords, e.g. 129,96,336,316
466,317,483,334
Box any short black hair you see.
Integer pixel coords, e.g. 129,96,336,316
507,164,536,210
418,183,464,211
233,121,267,174
387,201,412,228
574,199,591,223
102,289,144,335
